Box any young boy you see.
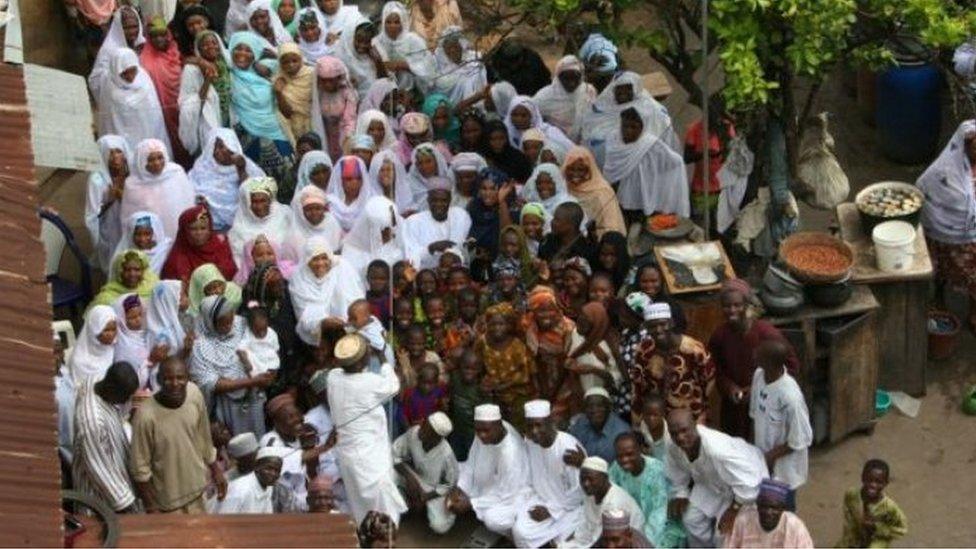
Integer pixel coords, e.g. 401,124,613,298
399,363,449,428
638,393,670,461
837,459,908,548
750,337,813,496
447,349,488,461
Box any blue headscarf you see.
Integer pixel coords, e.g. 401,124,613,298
579,33,618,74
228,31,288,141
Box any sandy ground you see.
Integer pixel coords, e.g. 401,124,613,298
38,18,976,547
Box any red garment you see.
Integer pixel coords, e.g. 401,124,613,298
161,205,238,283
707,319,799,439
140,32,189,165
685,119,737,194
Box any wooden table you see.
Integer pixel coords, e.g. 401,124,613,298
768,285,880,444
836,203,933,396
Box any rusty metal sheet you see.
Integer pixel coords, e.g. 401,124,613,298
0,63,61,546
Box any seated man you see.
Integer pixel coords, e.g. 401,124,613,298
610,432,685,548
403,182,472,269
561,457,643,548
215,447,284,514
512,400,584,548
725,479,814,548
666,409,768,547
447,404,528,537
393,412,459,534
567,387,631,464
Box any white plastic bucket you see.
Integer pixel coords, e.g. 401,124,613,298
872,220,915,272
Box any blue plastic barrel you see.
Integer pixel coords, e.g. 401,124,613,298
876,61,942,165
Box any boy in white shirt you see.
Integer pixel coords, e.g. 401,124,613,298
750,337,813,499
237,302,280,376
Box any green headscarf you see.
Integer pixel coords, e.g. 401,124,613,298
91,250,160,308
195,30,232,126
189,263,243,315
273,0,299,39
422,93,461,145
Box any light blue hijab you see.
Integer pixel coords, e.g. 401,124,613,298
228,31,288,142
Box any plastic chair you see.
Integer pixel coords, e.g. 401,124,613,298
40,209,92,317
52,319,76,359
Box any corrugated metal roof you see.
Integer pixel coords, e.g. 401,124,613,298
94,513,359,547
0,62,62,546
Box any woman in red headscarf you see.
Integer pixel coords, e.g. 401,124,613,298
161,205,237,283
140,15,190,166
523,285,581,423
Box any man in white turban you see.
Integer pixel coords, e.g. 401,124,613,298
447,404,528,537
393,412,460,534
512,400,585,548
560,456,644,548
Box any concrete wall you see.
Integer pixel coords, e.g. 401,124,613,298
19,0,88,73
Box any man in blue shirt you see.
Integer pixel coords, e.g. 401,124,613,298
567,387,631,464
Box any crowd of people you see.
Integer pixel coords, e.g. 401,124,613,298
54,0,915,547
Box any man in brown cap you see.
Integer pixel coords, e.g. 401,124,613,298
327,334,407,527
597,509,653,548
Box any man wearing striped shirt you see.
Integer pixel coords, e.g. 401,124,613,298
72,361,140,512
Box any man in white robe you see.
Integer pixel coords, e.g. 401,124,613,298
215,448,284,514
513,400,585,548
561,457,644,548
327,334,407,525
402,185,471,269
750,338,813,491
447,404,528,537
393,412,459,534
260,393,337,513
304,369,342,487
666,409,768,548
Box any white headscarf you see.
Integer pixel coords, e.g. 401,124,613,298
290,185,344,255
112,211,174,276
69,305,117,385
407,142,454,210
532,55,595,142
288,236,365,323
296,7,333,63
918,120,976,244
111,293,150,388
504,95,574,151
225,0,253,39
188,128,266,231
372,1,436,94
97,48,172,156
246,0,294,50
178,30,231,156
521,162,581,229
291,150,334,208
146,279,187,357
432,26,487,105
603,105,690,217
89,6,146,97
369,149,413,214
228,177,295,267
489,81,517,119
355,109,398,151
314,0,360,37
582,71,680,166
342,195,407,276
86,135,134,274
336,13,379,99
119,138,195,238
326,155,380,232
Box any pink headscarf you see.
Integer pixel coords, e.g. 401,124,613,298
316,56,349,81
396,112,432,166
233,234,297,285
